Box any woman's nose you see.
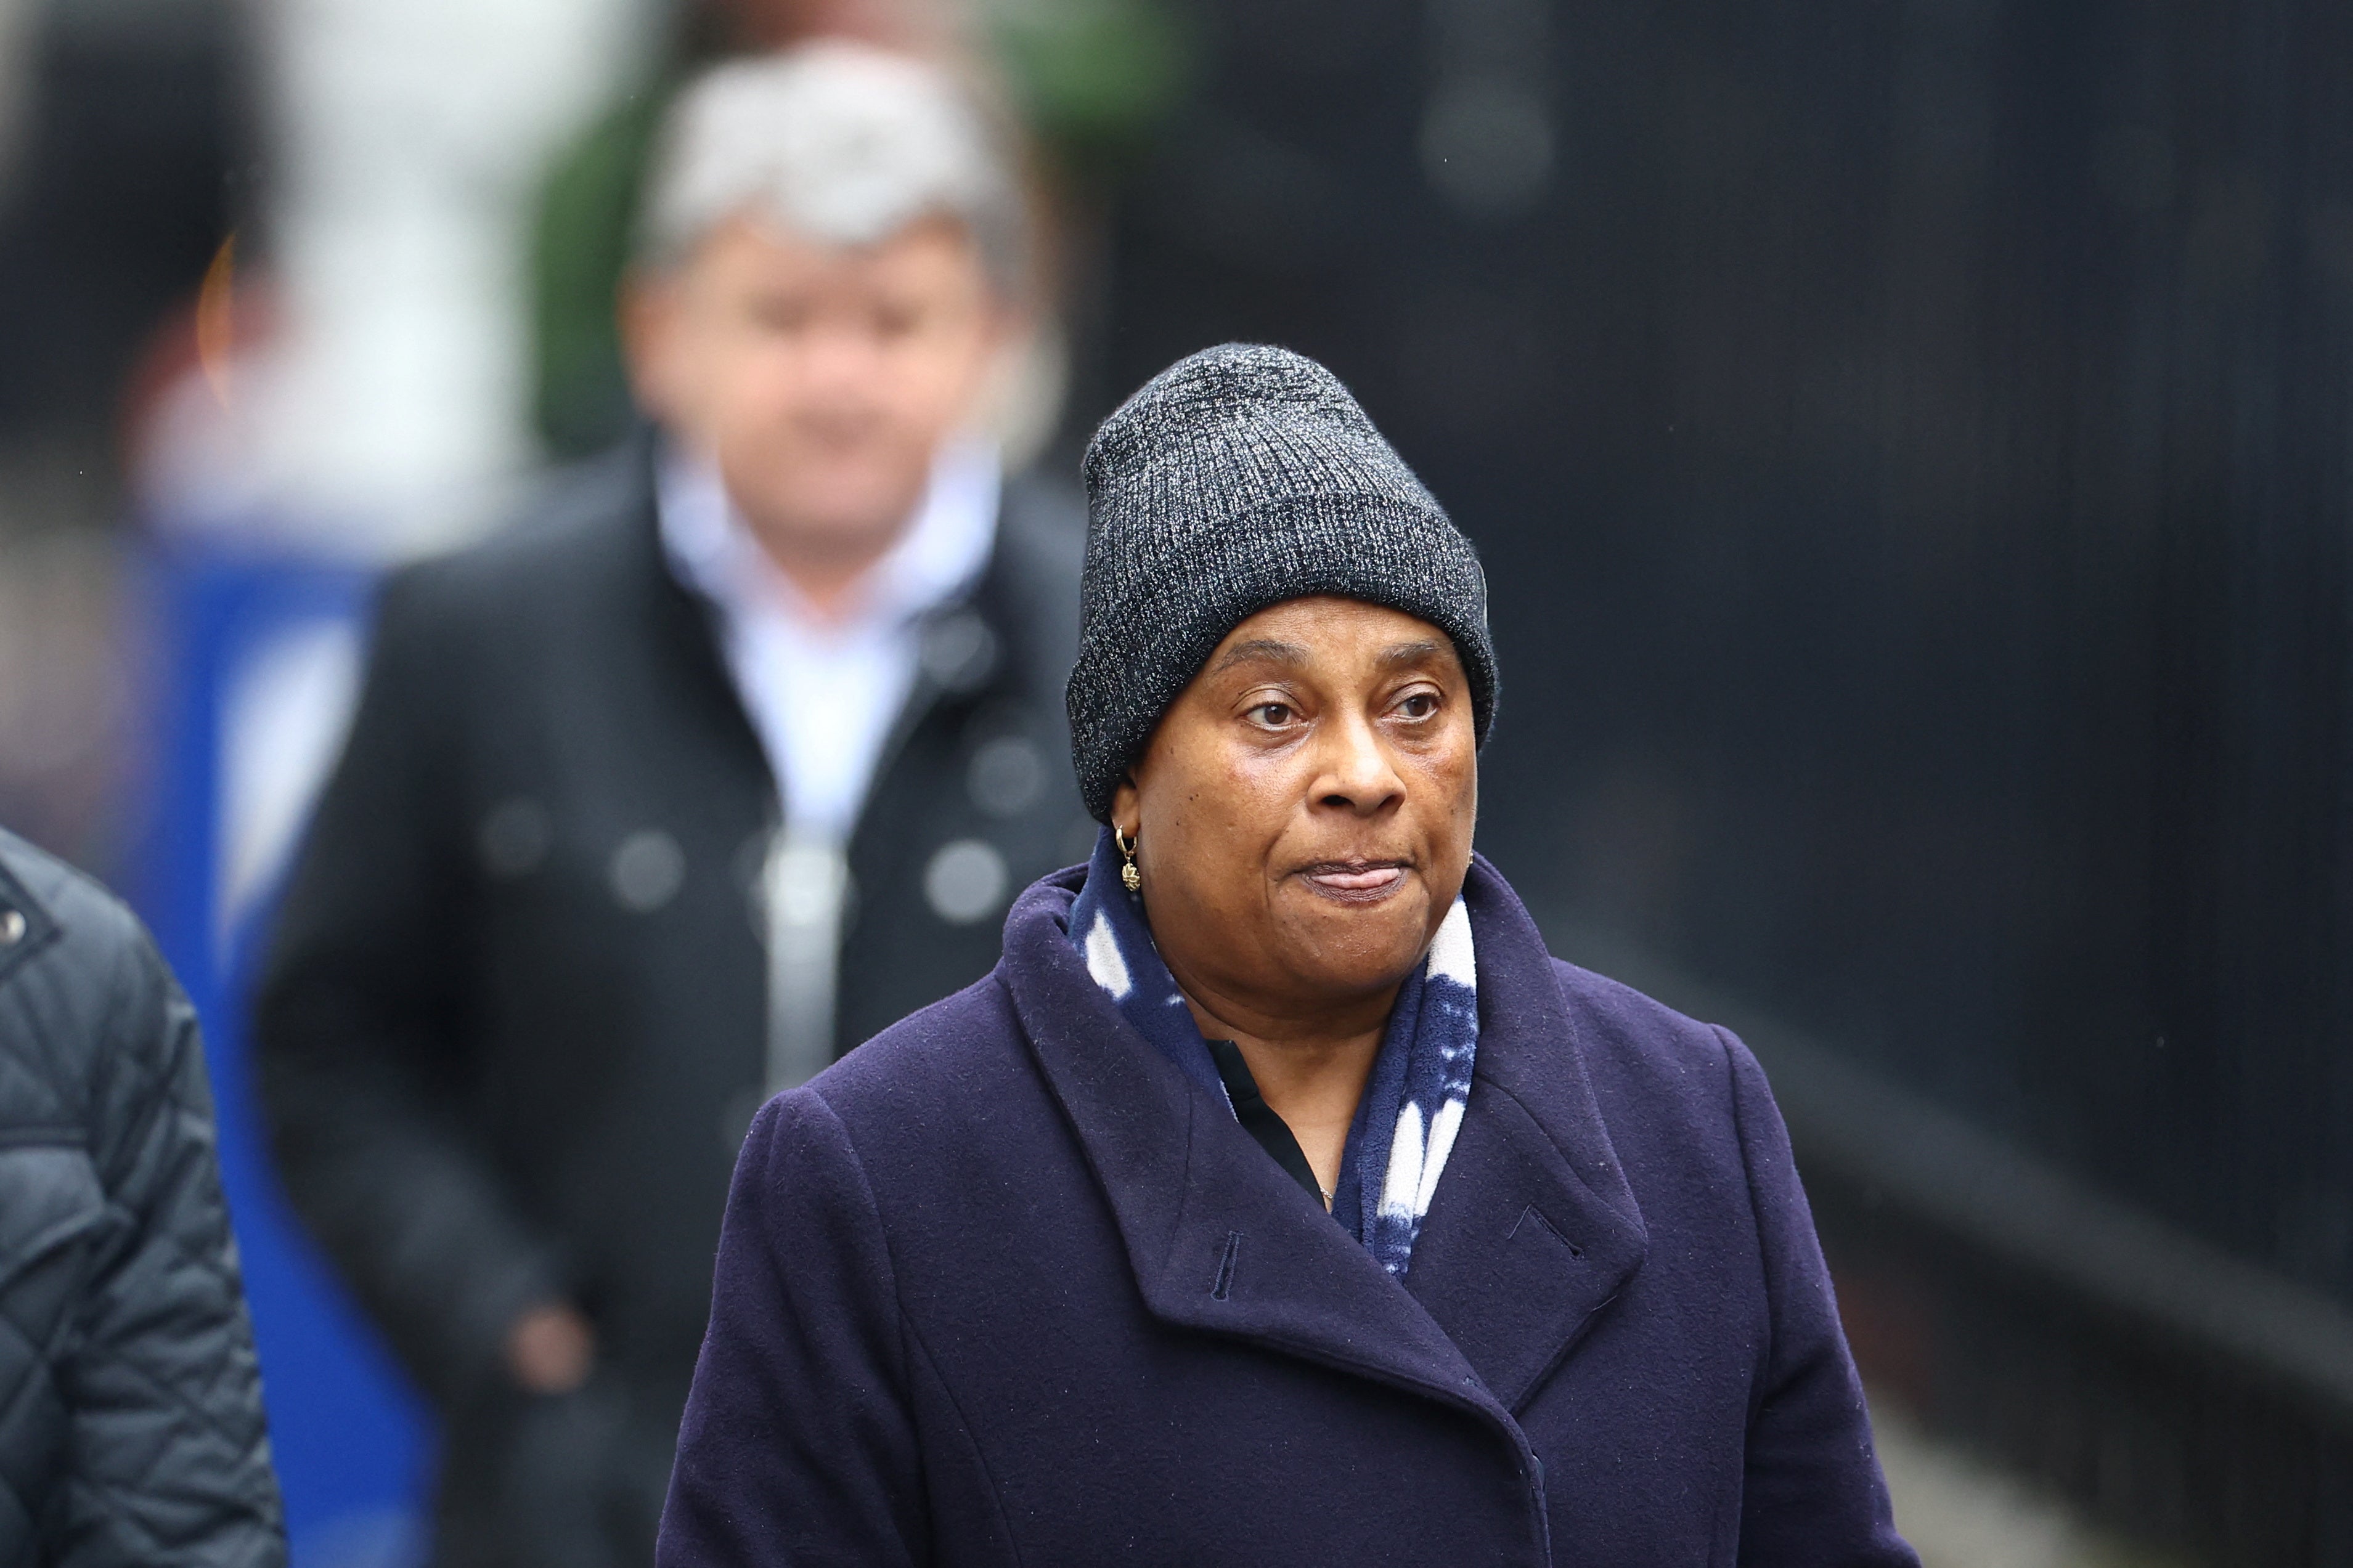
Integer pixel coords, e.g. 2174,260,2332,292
1312,711,1406,815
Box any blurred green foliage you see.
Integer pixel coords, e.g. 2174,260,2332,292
980,0,1193,164
531,88,666,461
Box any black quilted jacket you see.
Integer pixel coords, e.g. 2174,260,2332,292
0,829,285,1567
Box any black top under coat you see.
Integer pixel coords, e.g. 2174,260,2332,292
1207,1038,1326,1206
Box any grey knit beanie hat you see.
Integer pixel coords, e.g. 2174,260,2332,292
1066,343,1498,822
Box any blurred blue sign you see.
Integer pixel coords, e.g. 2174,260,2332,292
132,542,431,1568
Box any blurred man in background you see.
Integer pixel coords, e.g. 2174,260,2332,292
0,827,286,1567
255,43,1085,1567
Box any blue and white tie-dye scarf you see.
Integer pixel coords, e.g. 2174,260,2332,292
1066,827,1478,1277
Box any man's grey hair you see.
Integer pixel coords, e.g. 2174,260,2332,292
639,43,1027,296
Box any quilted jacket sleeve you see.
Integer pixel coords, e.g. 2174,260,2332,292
55,908,287,1567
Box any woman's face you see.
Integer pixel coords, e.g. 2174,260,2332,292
1112,596,1478,1019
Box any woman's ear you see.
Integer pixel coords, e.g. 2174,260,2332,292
1109,774,1143,840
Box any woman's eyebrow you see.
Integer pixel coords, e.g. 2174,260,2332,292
1210,638,1308,673
1376,639,1449,671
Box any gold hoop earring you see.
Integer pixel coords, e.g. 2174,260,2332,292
1112,826,1141,893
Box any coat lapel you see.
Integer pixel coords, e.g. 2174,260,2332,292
622,442,779,798
998,855,1649,1423
1400,858,1650,1412
1000,875,1509,1425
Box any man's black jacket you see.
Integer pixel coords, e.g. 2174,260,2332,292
252,445,1088,1566
0,829,286,1568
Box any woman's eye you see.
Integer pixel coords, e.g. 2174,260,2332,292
1248,702,1294,727
1397,692,1438,719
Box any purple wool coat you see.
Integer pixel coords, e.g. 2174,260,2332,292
659,856,1917,1566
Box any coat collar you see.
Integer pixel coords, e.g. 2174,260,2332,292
1400,856,1649,1410
998,854,1647,1422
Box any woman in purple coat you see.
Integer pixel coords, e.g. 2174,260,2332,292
658,345,1919,1566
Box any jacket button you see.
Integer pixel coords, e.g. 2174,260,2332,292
0,909,22,944
968,735,1046,817
924,840,1007,924
610,830,686,912
479,797,552,878
920,612,998,692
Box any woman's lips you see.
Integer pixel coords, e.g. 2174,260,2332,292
1298,861,1410,901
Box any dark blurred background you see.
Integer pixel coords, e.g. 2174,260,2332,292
4,0,2349,1561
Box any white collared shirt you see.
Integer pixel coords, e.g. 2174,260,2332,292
659,439,1001,845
